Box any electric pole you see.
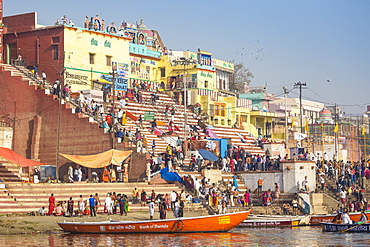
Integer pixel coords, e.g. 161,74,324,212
283,87,289,146
294,81,307,134
111,62,117,149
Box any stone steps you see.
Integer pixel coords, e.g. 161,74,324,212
0,181,196,215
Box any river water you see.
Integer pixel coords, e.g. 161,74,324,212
1,226,370,246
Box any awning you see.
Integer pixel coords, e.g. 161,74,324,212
198,149,218,162
95,78,113,84
59,149,132,168
0,147,46,167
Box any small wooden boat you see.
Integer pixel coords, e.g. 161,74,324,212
57,210,251,234
310,211,370,225
321,222,370,233
238,218,301,227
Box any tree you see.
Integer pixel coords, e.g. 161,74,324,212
231,62,254,94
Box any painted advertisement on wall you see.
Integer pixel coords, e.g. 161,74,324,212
100,62,129,91
130,57,156,80
64,69,91,92
198,52,212,66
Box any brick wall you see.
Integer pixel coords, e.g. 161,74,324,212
0,68,144,180
4,12,36,33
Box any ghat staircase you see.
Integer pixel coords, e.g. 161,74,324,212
0,63,266,214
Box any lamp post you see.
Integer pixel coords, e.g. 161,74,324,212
172,57,197,140
111,62,118,149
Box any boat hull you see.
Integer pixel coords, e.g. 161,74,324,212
321,222,370,233
238,218,300,227
310,211,370,225
57,210,250,234
247,215,310,226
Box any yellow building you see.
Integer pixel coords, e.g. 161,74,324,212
63,26,131,92
159,50,246,128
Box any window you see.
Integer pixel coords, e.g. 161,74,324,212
52,36,60,43
160,68,166,77
52,45,59,60
214,103,226,117
205,80,208,88
215,105,219,116
221,106,225,117
89,53,95,64
106,56,112,66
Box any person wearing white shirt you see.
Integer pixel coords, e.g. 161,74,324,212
324,152,329,161
149,200,155,220
194,178,201,195
105,194,113,215
119,98,126,108
173,200,180,218
78,168,83,181
117,109,123,123
170,191,177,211
302,176,309,192
221,158,228,172
342,209,352,224
340,189,347,207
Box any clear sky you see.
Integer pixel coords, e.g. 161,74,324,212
4,0,370,114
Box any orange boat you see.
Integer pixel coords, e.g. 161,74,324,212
57,210,251,234
310,211,370,225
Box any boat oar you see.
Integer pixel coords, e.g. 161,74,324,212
341,220,369,233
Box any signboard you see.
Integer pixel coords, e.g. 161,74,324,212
144,111,155,121
100,62,129,91
65,71,89,86
198,53,212,66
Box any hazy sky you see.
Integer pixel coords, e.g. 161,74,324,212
4,0,370,114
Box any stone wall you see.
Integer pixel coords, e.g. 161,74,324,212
239,160,316,193
281,160,316,193
240,172,283,192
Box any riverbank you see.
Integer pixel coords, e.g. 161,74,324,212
0,211,206,235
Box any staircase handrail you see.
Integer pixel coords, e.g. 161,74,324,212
11,63,48,87
162,136,178,146
148,170,161,182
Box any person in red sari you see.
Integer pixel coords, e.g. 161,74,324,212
48,193,55,216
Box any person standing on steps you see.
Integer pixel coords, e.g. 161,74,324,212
292,197,299,215
257,178,263,194
42,71,47,86
302,176,309,192
137,114,143,129
33,65,38,78
48,193,55,216
67,197,74,217
89,195,96,217
93,193,100,214
152,140,156,156
149,199,155,220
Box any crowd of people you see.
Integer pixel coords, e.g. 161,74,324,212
41,187,198,219
315,158,370,212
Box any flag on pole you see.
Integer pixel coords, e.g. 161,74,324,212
333,123,338,133
361,126,366,136
291,117,295,128
320,122,324,130
305,121,309,133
